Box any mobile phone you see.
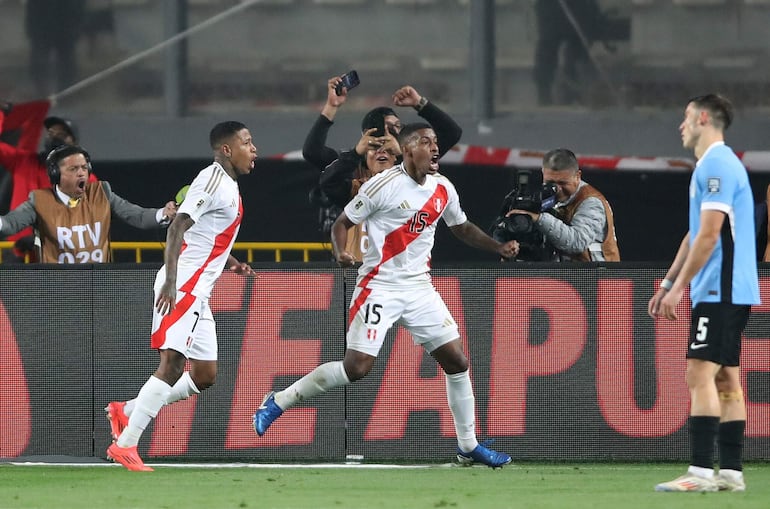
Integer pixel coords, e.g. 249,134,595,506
335,70,360,96
372,115,386,138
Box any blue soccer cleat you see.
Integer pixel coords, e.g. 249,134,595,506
253,391,283,437
456,440,512,468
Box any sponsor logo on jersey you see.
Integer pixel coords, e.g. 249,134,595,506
708,178,721,193
354,200,364,210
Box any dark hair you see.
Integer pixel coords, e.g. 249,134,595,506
46,144,90,168
45,144,92,185
397,122,432,146
360,107,398,132
209,121,247,149
542,148,579,172
688,94,733,130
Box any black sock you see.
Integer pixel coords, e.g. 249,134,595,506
689,416,719,469
718,420,745,471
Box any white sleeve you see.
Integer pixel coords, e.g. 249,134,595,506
441,179,467,227
344,178,381,225
178,171,217,223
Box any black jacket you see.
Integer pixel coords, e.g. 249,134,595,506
308,101,462,209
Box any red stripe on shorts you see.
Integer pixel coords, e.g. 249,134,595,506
151,291,196,349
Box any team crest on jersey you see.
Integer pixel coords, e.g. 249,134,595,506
433,198,443,213
366,329,377,341
707,178,721,193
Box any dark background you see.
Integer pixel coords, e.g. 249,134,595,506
91,159,770,262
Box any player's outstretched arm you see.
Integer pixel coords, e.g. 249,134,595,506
449,221,519,259
228,254,255,277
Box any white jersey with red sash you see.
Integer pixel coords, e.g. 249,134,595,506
344,163,467,290
151,162,242,351
174,162,242,299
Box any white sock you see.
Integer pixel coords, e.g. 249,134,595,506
116,376,172,448
165,372,201,405
121,373,199,415
688,465,715,479
719,469,743,481
274,361,350,410
445,371,478,453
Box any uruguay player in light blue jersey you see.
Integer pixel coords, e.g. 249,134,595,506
648,94,760,493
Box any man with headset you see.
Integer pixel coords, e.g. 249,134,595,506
0,144,177,263
0,101,98,260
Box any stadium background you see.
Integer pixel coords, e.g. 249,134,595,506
1,264,769,462
1,1,770,462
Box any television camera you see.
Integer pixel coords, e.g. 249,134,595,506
491,169,558,261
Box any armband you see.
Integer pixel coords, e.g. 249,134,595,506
414,96,428,112
660,278,673,291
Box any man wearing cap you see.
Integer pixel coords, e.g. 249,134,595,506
0,101,96,261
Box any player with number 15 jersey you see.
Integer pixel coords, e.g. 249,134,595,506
345,163,467,289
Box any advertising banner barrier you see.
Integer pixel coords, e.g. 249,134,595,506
1,264,768,462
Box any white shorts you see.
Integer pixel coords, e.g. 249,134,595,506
346,284,459,357
151,277,217,361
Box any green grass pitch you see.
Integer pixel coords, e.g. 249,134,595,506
1,462,768,509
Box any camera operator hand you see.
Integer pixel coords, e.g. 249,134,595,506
506,209,540,222
498,240,520,260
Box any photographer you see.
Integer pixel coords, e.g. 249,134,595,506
504,148,619,262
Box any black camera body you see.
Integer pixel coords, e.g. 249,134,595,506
491,170,558,261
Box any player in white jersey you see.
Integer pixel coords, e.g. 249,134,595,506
254,123,520,468
106,121,257,471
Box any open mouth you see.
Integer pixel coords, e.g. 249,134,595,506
429,155,439,171
77,180,86,190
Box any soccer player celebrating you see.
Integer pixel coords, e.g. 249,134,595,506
106,121,256,471
253,123,519,467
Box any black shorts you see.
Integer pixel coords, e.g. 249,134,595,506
687,302,751,366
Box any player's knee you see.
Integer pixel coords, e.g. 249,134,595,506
442,357,469,375
344,362,370,382
191,373,215,392
432,341,468,374
436,350,469,374
715,370,741,393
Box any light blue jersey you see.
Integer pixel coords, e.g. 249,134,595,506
688,142,760,306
